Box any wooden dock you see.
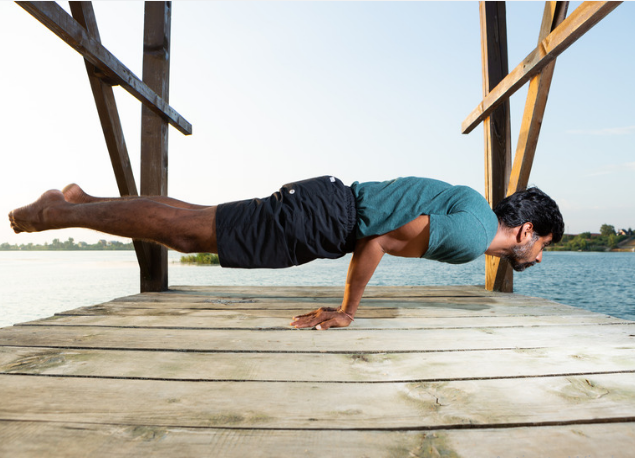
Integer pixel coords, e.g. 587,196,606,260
1,285,634,457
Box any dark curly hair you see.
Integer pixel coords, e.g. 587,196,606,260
493,187,564,243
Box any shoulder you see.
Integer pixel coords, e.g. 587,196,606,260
425,211,497,264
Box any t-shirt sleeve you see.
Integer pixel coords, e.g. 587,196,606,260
424,212,492,264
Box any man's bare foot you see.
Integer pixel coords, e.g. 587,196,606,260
62,183,94,204
8,190,68,233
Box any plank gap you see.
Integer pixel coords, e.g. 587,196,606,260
3,369,635,384
0,344,544,354
1,417,633,433
16,322,630,331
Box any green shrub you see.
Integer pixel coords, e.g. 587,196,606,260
180,253,220,265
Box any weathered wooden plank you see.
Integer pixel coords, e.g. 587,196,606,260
102,290,559,305
1,324,633,353
1,420,634,458
103,295,523,306
169,284,500,297
54,298,596,318
19,312,626,330
1,345,634,383
462,1,621,134
1,373,635,429
16,1,192,135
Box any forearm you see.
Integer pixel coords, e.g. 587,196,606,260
340,236,385,317
290,237,384,330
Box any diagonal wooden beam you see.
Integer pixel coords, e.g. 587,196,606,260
462,1,621,135
480,1,512,293
16,1,192,136
68,1,139,198
68,1,152,280
507,1,569,195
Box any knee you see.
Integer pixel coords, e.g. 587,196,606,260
171,207,218,253
171,229,217,254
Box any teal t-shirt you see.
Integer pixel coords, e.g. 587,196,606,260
350,177,499,264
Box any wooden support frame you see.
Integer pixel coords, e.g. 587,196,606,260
470,1,620,291
480,2,513,292
139,2,171,292
18,1,188,292
462,1,621,135
16,1,192,136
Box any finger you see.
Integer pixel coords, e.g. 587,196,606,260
293,313,334,329
316,318,340,331
291,313,316,323
292,308,326,320
291,317,319,328
292,307,335,321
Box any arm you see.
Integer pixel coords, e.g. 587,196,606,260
340,235,385,318
290,236,385,330
290,215,430,330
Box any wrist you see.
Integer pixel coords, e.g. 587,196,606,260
337,308,355,321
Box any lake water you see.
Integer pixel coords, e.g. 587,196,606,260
0,250,633,328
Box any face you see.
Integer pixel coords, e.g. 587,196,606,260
504,232,553,272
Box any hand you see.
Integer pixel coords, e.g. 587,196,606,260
291,307,353,330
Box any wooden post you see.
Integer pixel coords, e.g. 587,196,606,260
480,1,512,292
140,1,171,292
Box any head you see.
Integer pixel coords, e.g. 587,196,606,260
494,187,564,272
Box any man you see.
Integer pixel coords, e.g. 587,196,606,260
8,175,564,330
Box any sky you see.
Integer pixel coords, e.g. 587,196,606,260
1,1,633,246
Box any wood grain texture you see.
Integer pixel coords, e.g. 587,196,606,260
1,421,633,458
1,345,634,382
1,323,633,352
2,373,635,429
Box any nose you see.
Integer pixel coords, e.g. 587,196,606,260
536,251,543,263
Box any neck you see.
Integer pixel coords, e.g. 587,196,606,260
485,223,517,257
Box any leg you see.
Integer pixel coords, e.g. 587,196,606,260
62,183,210,210
9,189,218,253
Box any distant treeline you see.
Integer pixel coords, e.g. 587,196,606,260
4,224,634,254
1,237,134,251
548,224,634,252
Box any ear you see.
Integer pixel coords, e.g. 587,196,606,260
517,222,535,243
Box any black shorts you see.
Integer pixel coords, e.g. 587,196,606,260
216,176,357,268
